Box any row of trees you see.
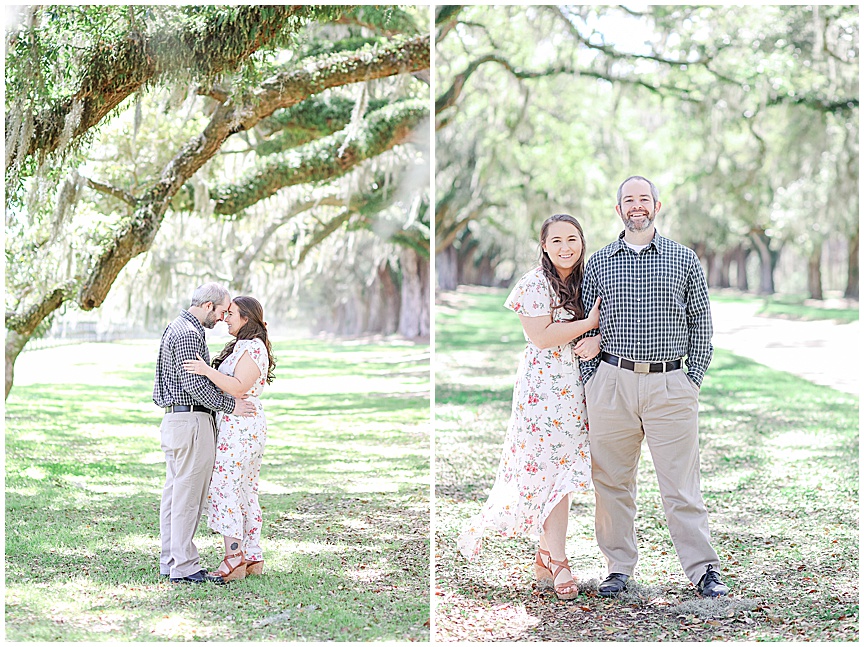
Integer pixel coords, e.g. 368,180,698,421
5,5,431,398
435,5,858,299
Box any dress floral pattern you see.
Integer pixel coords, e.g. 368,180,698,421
207,338,269,561
458,267,591,559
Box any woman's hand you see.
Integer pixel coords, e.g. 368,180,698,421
182,354,211,376
574,334,602,360
585,296,601,329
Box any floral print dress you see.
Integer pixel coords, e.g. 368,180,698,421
458,267,591,559
207,338,269,561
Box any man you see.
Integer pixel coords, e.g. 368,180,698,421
153,282,255,584
579,176,728,598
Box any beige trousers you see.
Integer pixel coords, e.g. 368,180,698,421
585,361,720,584
159,411,216,578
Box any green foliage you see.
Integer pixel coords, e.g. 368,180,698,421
436,5,858,291
255,96,391,155
209,99,427,216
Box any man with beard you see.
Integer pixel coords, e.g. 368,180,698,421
576,176,729,598
153,282,256,583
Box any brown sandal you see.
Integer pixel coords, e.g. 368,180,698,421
549,557,579,600
245,559,264,576
534,548,553,588
209,551,247,583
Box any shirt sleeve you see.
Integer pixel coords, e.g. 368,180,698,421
684,254,713,386
174,331,236,413
578,257,601,382
505,270,552,316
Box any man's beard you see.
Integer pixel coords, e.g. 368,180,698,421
203,310,219,329
623,209,655,232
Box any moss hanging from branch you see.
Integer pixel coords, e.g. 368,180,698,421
255,96,390,154
5,5,351,173
76,34,428,312
186,100,426,216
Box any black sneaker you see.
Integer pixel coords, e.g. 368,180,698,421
696,564,729,597
597,573,629,597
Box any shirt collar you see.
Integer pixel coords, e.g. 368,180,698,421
180,309,205,335
609,229,665,256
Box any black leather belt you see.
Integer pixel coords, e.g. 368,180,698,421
601,352,682,374
164,405,212,414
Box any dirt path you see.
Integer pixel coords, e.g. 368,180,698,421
710,300,859,395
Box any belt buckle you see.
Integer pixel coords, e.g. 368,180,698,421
633,362,651,374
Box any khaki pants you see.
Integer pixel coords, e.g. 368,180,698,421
585,361,719,584
159,412,216,579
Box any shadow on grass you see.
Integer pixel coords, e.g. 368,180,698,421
434,287,858,642
6,338,430,642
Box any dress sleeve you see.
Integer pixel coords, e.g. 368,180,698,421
243,338,269,381
504,269,552,317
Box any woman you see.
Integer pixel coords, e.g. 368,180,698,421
183,296,276,583
457,214,601,600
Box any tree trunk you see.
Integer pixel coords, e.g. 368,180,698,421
437,245,458,291
718,248,735,289
704,250,720,288
735,244,750,292
398,248,429,338
5,285,69,399
807,244,824,300
749,229,776,295
5,331,29,401
845,228,859,299
367,260,400,334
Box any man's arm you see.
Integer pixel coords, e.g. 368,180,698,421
174,332,236,412
684,255,713,387
578,259,601,382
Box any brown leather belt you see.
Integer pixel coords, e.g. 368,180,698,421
601,351,682,374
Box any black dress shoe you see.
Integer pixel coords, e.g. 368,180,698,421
597,573,629,597
696,564,729,597
169,569,209,584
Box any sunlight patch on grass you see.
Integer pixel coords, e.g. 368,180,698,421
6,337,430,641
150,613,217,639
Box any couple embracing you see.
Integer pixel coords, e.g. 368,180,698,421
153,283,276,584
458,176,729,600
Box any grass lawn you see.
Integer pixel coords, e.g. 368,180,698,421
711,290,859,323
434,286,858,642
6,336,430,641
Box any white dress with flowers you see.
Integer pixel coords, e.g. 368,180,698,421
458,267,591,559
207,338,269,561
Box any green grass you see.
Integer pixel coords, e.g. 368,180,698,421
710,290,859,323
434,286,858,642
6,337,430,641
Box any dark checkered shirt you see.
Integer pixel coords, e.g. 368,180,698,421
152,309,235,413
580,230,713,386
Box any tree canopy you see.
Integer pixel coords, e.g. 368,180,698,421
5,5,431,398
435,5,858,297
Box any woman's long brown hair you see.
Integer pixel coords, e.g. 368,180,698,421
212,296,276,384
539,214,586,321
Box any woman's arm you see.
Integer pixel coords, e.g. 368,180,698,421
518,297,601,350
183,351,261,398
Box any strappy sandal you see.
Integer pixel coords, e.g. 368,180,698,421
209,550,247,583
534,548,553,588
549,557,579,600
245,559,264,576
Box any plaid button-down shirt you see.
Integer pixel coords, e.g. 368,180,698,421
580,230,713,386
152,309,235,413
